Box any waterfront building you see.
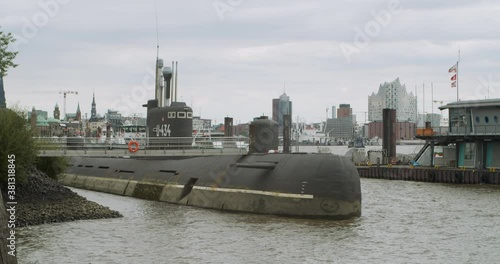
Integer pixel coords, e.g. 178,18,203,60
65,103,81,122
28,109,48,120
368,78,417,122
29,106,64,136
337,104,352,118
272,93,293,132
192,116,212,132
88,118,106,135
416,98,500,169
106,109,123,131
324,117,354,139
234,123,250,137
323,104,355,140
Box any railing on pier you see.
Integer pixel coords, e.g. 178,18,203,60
416,125,500,137
34,136,250,157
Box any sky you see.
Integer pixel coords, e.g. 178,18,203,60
2,0,500,124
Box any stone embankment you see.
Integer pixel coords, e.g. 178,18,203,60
1,169,122,228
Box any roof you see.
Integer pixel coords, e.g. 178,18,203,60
439,98,500,110
46,117,60,123
36,115,49,126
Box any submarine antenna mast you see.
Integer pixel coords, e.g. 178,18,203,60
154,0,164,106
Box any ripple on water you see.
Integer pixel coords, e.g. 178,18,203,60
18,179,500,264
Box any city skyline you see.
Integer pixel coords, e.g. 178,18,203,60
2,1,500,123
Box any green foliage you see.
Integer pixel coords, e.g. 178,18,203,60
35,157,68,180
0,28,19,77
0,108,37,186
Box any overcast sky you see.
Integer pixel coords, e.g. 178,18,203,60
2,0,500,124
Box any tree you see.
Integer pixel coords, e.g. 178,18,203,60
1,28,18,109
0,107,37,187
0,28,18,76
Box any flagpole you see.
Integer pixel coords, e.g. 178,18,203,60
431,82,434,125
423,82,425,122
457,50,460,101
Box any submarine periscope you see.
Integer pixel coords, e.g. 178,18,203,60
61,58,361,220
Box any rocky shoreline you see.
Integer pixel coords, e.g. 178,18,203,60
1,169,122,227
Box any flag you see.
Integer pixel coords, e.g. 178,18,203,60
448,63,457,73
451,74,457,81
451,81,456,88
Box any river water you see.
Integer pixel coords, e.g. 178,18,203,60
17,145,500,263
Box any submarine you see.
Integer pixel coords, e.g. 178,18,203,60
61,58,362,220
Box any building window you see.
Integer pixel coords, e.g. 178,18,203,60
187,112,193,118
168,112,176,118
475,116,480,123
464,143,476,160
495,116,499,123
485,116,489,123
177,112,186,118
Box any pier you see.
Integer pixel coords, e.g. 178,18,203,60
356,165,500,185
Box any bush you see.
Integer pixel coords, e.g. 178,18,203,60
0,108,37,187
35,156,68,180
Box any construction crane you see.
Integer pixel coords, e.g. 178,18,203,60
59,91,78,120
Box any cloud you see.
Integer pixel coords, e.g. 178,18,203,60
1,0,500,124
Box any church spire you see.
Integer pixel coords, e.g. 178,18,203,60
91,93,97,119
76,102,82,121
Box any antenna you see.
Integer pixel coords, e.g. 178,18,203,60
174,61,178,102
154,0,160,58
153,0,163,105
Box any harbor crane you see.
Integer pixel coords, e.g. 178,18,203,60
59,91,78,120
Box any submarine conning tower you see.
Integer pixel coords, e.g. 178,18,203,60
249,116,279,154
143,59,192,147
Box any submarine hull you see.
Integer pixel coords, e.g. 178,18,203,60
62,153,361,219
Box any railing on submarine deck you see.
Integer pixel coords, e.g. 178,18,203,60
416,125,500,137
34,136,250,156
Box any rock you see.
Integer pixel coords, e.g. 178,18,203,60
1,169,122,228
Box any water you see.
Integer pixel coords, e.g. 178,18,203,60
18,179,500,264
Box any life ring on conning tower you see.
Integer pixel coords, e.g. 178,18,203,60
128,140,139,153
